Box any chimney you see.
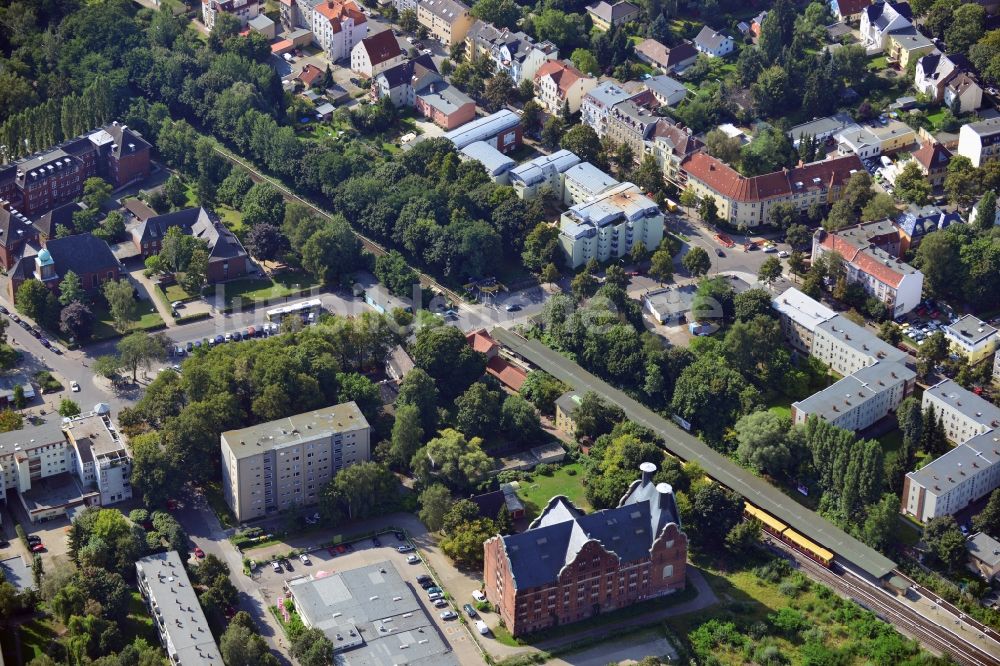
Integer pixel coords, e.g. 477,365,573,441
655,482,673,509
639,461,656,485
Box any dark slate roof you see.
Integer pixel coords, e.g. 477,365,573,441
191,212,248,262
0,206,37,249
469,490,506,518
33,202,84,239
105,124,151,160
45,232,120,277
134,207,204,246
499,470,680,589
378,54,437,89
895,204,962,238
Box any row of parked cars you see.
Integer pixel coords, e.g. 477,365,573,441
170,323,284,356
0,305,60,353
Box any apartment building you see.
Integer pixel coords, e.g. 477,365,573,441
351,30,404,78
562,161,620,206
202,0,262,30
903,430,1000,522
812,314,907,376
923,379,1000,445
136,552,223,666
0,122,150,218
957,117,1000,167
554,391,581,436
508,150,581,200
911,138,952,188
811,226,923,318
220,402,371,522
372,54,438,107
646,120,703,188
417,0,474,46
415,79,476,129
943,315,999,365
484,463,686,636
894,203,961,254
860,0,912,49
681,152,863,228
465,22,558,83
605,99,661,160
791,360,915,432
534,60,597,114
0,410,132,522
771,286,837,354
9,231,124,301
310,0,367,60
558,182,664,268
581,81,636,138
885,26,934,69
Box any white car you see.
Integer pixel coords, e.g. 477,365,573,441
440,610,458,620
476,619,490,635
271,561,282,573
406,554,420,564
299,553,311,565
70,381,80,392
428,592,443,601
471,590,487,603
434,598,449,608
778,250,789,258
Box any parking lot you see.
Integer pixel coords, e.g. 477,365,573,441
250,532,487,666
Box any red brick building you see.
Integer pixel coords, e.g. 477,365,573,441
0,122,151,218
8,233,123,300
483,463,687,636
131,207,251,283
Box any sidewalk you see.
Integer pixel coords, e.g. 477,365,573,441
129,269,176,329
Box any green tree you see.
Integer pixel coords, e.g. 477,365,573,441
397,368,439,433
180,245,208,295
751,66,791,118
417,484,452,531
923,516,967,570
861,192,899,221
540,262,560,284
483,72,516,112
560,124,604,167
697,196,718,224
975,190,997,231
541,115,566,151
945,3,984,53
684,482,744,551
649,248,674,283
58,270,85,306
757,256,783,289
15,279,60,329
102,279,137,333
895,160,932,205
572,391,625,441
519,371,568,414
130,433,176,508
81,176,113,211
220,623,280,666
682,246,711,277
389,403,424,470
411,325,486,399
471,0,520,29
571,48,600,75
973,489,1000,537
411,429,492,492
440,518,496,567
59,399,81,418
734,411,794,477
290,628,335,666
944,155,982,206
671,354,759,444
321,461,398,521
704,129,743,165
500,394,542,441
301,216,362,284
734,288,774,322
117,332,169,382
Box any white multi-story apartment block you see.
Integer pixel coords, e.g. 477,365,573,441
812,315,907,377
558,182,664,268
903,380,1000,521
922,379,1000,445
201,0,262,30
581,81,635,138
0,411,132,522
943,315,999,365
220,402,371,522
771,287,837,354
957,117,1000,168
562,161,619,207
308,0,367,61
791,360,915,432
508,150,581,200
136,552,223,666
812,226,923,318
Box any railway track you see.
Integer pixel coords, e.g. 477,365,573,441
766,537,1000,666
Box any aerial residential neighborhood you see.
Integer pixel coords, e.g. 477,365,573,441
2,0,1000,664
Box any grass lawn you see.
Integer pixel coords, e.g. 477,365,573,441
18,617,61,662
34,370,63,393
220,273,316,305
90,300,164,340
766,403,791,421
203,481,237,529
216,203,244,234
124,592,159,645
164,283,194,303
868,55,888,71
516,463,590,519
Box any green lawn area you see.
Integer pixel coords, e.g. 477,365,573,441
868,55,888,71
925,105,949,130
18,617,61,663
164,283,194,303
124,592,159,645
90,300,164,340
220,273,317,305
516,463,590,519
216,203,244,234
766,403,791,421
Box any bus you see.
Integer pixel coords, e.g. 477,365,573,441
265,298,322,323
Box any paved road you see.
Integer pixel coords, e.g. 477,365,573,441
174,488,294,664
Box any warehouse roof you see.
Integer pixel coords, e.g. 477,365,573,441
490,328,898,579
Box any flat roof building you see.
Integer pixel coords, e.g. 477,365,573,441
558,182,664,268
136,551,223,666
943,314,999,365
791,360,915,432
771,286,837,354
289,561,460,665
562,161,620,206
904,429,1000,522
460,141,516,184
923,379,1000,444
443,109,522,153
812,314,907,377
509,149,580,200
220,403,371,522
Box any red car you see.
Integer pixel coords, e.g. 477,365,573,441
166,499,179,510
194,547,205,558
30,543,45,553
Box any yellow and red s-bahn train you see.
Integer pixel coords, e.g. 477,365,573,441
744,503,834,568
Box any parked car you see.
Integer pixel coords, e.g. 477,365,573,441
472,590,487,603
272,561,283,573
299,553,311,565
428,592,444,601
715,248,725,257
426,586,443,595
31,543,45,553
440,610,458,620
476,620,490,635
397,545,414,553
406,554,420,564
420,580,435,589
26,535,41,545
416,574,432,584
463,603,478,618
193,547,205,558
434,598,449,608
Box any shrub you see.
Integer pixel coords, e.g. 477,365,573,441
565,467,577,476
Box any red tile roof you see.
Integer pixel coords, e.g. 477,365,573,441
487,356,527,391
835,0,871,15
681,152,863,202
466,329,498,355
297,64,325,88
314,0,366,32
912,140,952,172
271,39,294,54
818,232,906,288
534,60,586,96
358,29,402,66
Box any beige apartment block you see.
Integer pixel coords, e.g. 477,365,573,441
221,402,370,522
